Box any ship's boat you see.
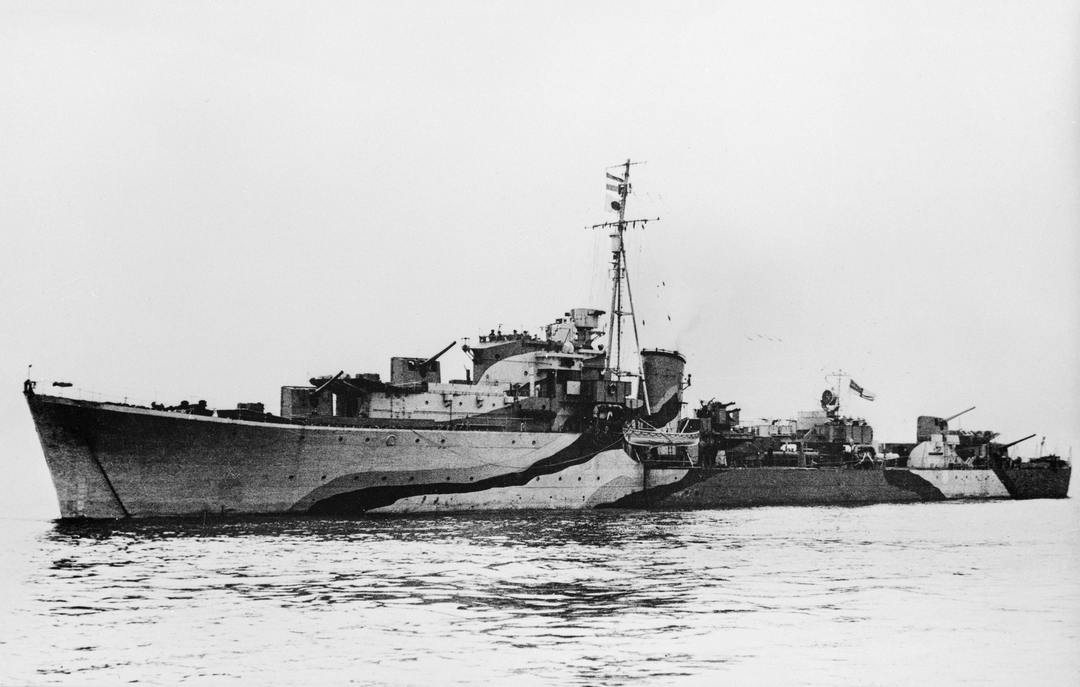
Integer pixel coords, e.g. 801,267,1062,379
624,425,700,448
25,162,701,519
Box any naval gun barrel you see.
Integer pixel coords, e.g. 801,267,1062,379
944,406,976,423
422,341,458,368
312,371,344,396
1000,433,1037,450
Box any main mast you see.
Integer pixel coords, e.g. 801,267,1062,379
594,159,656,412
606,159,630,375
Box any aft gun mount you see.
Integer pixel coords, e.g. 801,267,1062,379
917,406,977,442
999,433,1037,451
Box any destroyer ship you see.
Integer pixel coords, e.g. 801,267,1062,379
24,164,1070,518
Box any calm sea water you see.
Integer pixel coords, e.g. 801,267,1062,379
2,500,1079,686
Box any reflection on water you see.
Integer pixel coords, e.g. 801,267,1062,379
40,513,727,618
3,502,1079,686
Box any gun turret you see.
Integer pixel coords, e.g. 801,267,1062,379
410,341,457,376
917,406,976,443
392,341,458,386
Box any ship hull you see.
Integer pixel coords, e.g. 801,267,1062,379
26,394,1070,519
626,465,1070,509
26,393,687,518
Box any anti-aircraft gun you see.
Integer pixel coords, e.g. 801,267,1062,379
696,400,741,433
694,400,753,467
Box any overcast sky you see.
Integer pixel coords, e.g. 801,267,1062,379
2,1,1077,518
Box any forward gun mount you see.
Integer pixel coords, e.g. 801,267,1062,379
394,341,457,386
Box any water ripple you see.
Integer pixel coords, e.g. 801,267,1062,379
1,501,1078,685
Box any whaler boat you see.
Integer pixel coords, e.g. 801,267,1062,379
25,161,701,518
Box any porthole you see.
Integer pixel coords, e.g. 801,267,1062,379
408,475,414,482
386,435,397,446
338,437,344,442
288,475,295,480
321,475,327,480
415,438,421,443
364,437,371,443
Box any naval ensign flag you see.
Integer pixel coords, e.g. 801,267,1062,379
849,380,876,401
